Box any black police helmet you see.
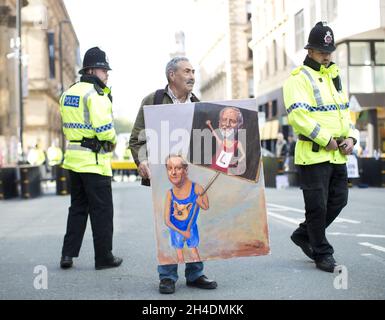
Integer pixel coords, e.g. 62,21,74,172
304,21,336,53
78,47,112,75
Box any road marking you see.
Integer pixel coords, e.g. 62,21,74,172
268,212,383,240
334,218,361,224
267,211,301,225
268,203,361,224
329,232,385,239
361,253,385,266
268,203,304,213
359,242,385,253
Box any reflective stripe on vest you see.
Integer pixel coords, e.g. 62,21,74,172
63,122,114,133
83,88,95,126
310,123,321,140
286,102,349,114
67,143,109,155
301,68,324,107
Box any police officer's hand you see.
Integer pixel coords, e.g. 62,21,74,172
138,160,151,180
325,138,339,151
339,138,354,155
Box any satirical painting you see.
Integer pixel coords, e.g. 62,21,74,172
144,100,270,265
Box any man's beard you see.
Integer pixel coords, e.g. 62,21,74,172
220,128,235,139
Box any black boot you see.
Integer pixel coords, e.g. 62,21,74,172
159,279,176,294
315,255,337,273
95,256,123,270
60,256,73,269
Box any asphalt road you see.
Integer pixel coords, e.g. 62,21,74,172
0,182,384,300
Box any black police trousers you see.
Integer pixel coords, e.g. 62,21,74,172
293,162,348,261
62,171,114,264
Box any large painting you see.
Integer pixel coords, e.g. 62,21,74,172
144,99,270,265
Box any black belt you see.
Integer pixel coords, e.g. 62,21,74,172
298,135,346,152
69,138,102,165
298,135,312,142
298,135,319,152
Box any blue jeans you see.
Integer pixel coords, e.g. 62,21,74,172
158,262,204,282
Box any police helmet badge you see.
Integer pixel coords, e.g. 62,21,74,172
324,31,333,44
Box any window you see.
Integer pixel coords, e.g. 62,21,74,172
375,42,385,64
321,0,338,22
344,41,385,93
350,42,371,65
295,9,305,52
374,42,385,92
327,0,338,21
282,33,287,67
374,67,385,92
273,40,278,73
272,100,278,117
349,67,374,93
336,43,348,90
265,46,270,77
248,38,253,60
47,32,55,79
248,76,254,98
310,0,317,27
246,0,252,21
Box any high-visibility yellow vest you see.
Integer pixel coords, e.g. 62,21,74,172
27,148,46,166
283,63,358,165
60,81,117,176
47,146,63,166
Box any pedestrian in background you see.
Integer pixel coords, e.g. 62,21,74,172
129,57,217,294
275,132,288,158
283,22,358,273
59,47,122,270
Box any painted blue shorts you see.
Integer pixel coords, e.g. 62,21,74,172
169,224,199,249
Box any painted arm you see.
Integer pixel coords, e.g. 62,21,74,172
206,120,222,146
164,191,191,239
195,183,209,210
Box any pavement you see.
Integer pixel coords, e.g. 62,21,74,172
0,181,384,300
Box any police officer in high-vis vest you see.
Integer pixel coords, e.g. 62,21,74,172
283,22,358,273
59,47,123,270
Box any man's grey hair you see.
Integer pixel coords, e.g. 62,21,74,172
219,107,244,129
165,57,190,82
165,154,188,169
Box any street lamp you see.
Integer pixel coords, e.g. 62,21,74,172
59,20,71,150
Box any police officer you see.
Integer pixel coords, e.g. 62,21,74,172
59,47,122,270
283,22,358,273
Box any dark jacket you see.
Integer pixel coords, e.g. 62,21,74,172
129,87,199,186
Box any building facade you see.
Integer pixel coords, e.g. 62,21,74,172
250,0,385,155
195,0,254,101
0,0,80,165
0,0,24,164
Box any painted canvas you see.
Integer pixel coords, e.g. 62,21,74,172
144,99,270,265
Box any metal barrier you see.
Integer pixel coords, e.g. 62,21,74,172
54,165,71,196
0,167,19,199
19,165,42,199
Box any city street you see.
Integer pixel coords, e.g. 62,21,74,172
0,182,384,300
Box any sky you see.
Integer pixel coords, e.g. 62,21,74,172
64,0,200,123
